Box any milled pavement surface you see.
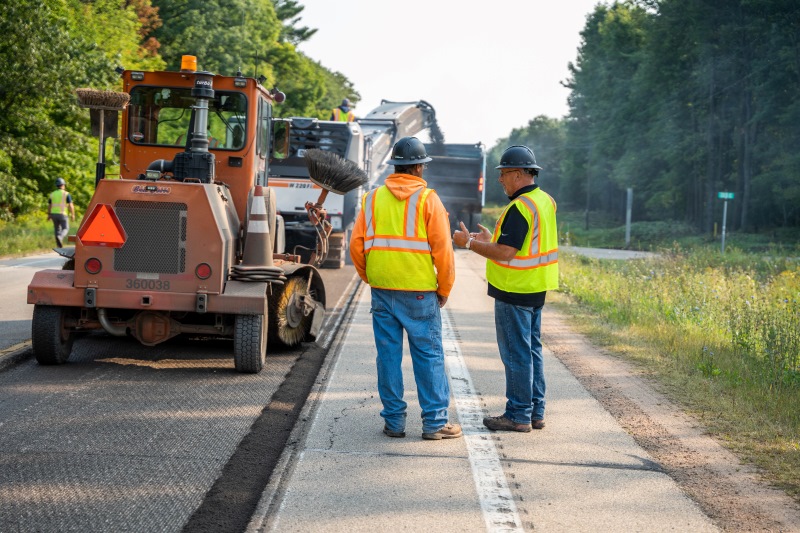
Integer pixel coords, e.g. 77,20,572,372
252,251,718,532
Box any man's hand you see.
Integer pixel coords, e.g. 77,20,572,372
452,221,470,248
436,294,448,308
474,223,492,242
453,221,494,249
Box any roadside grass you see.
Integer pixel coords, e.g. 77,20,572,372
0,214,76,256
553,249,800,500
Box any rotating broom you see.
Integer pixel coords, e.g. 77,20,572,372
302,149,368,265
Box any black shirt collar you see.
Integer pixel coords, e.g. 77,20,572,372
508,183,539,201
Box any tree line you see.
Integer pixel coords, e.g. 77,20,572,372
487,0,800,234
0,0,356,220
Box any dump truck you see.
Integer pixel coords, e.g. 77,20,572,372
424,142,486,230
26,56,327,373
269,101,485,268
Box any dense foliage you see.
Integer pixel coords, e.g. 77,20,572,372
0,0,357,221
492,1,799,236
485,116,566,206
555,0,800,232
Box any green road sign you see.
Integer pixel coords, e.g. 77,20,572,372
717,192,735,200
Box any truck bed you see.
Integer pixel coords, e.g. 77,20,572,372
424,143,485,228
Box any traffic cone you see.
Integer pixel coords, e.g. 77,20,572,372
231,186,286,283
242,186,273,268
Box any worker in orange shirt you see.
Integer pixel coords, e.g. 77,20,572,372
350,136,460,441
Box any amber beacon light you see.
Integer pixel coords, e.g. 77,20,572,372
181,55,197,72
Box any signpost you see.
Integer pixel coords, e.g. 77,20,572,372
625,188,633,248
717,192,734,253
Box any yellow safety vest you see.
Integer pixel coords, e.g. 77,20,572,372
486,188,559,294
362,185,438,291
332,108,354,122
49,189,69,215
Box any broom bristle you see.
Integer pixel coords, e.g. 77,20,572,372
76,88,130,110
303,149,368,195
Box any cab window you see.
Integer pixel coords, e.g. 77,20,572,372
127,87,247,150
257,97,271,157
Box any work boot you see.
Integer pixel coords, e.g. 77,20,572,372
383,426,406,438
422,423,462,440
483,415,532,432
531,419,545,430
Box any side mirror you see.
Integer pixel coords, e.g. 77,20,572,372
270,119,290,160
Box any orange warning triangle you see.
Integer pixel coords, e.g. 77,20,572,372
77,203,127,248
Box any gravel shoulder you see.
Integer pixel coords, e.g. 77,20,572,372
543,307,800,531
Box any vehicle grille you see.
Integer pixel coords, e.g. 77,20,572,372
114,200,187,274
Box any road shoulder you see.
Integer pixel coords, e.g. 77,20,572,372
544,307,800,531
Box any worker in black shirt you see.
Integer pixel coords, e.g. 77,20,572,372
453,145,558,432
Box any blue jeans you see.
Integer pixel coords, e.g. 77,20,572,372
495,300,545,424
371,288,450,434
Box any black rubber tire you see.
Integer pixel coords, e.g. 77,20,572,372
31,305,74,365
233,313,267,373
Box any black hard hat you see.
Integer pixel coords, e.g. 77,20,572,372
495,145,542,170
55,177,66,187
341,98,351,107
387,136,432,165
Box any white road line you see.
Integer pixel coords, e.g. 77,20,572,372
1,258,58,268
442,309,524,533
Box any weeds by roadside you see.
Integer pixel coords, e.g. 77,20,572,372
0,214,76,256
555,247,800,500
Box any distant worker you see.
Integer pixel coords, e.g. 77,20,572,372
350,136,461,441
453,145,558,432
330,98,355,122
48,177,76,248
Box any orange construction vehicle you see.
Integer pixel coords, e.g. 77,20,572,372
26,56,327,373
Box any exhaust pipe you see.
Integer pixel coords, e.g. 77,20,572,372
97,308,127,337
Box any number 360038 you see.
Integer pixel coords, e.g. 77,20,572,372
125,279,170,290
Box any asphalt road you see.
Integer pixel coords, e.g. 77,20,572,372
0,256,359,533
0,252,66,351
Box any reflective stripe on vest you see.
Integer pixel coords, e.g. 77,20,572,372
363,188,432,253
332,108,353,122
361,185,437,290
499,195,558,268
486,189,559,293
50,189,68,215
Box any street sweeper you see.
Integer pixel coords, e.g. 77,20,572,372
26,56,364,373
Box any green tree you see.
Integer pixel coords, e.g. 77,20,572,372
0,0,119,218
274,0,317,45
486,117,566,206
151,0,357,119
152,0,281,76
0,0,166,219
559,0,800,232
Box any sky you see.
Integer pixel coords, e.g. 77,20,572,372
296,0,602,148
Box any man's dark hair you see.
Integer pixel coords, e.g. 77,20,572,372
523,168,539,177
395,164,416,174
